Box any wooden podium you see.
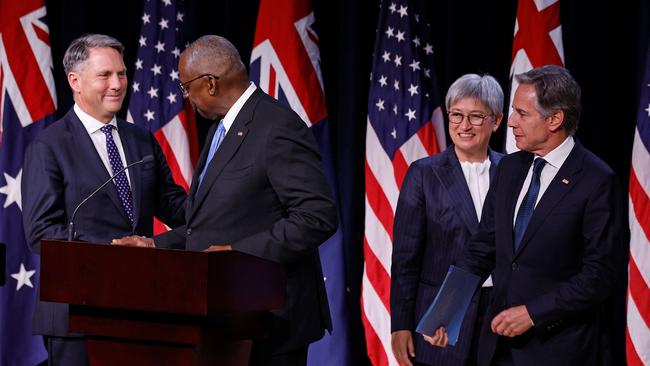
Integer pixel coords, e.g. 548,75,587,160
40,240,286,366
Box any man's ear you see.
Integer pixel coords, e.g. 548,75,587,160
207,76,218,96
547,110,565,132
68,72,81,94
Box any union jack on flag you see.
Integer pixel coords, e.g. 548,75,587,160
362,1,446,364
250,0,352,364
505,0,564,153
0,0,54,364
127,0,198,234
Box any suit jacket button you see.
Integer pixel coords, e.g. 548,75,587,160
511,262,518,270
186,228,192,235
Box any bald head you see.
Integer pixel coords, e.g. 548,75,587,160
181,35,247,82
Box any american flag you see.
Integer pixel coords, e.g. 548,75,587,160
250,0,352,364
626,42,650,366
0,0,53,364
127,0,198,233
362,1,446,364
505,0,564,153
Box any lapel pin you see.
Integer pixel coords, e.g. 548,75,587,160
562,178,569,185
237,131,243,136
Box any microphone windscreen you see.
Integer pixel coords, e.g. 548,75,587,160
141,155,154,164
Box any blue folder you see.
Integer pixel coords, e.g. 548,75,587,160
415,265,481,346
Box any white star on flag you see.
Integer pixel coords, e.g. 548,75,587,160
376,99,385,111
382,51,391,62
150,64,162,76
10,263,35,290
172,47,181,58
395,31,405,42
408,84,419,96
645,104,650,117
154,41,166,53
0,170,22,210
167,93,177,104
144,110,155,121
404,108,416,121
135,59,143,70
385,27,394,38
158,18,169,30
162,0,171,6
389,2,397,13
142,13,150,24
413,37,421,46
378,75,388,87
147,87,159,98
393,80,399,91
132,82,140,92
409,60,421,72
424,43,433,55
139,36,147,47
398,5,408,17
176,12,184,22
393,55,402,67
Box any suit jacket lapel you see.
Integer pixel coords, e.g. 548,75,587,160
67,111,131,225
189,89,262,219
515,143,584,257
437,146,478,231
117,120,140,228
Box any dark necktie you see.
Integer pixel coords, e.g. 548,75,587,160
100,125,134,223
513,158,546,252
198,120,226,187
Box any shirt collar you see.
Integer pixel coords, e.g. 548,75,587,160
535,135,575,169
74,104,118,134
221,82,257,132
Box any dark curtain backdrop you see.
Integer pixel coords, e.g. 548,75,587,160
42,0,646,364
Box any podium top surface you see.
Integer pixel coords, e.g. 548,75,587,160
40,240,286,316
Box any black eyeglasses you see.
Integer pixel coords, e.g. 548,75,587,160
178,73,219,97
447,111,494,126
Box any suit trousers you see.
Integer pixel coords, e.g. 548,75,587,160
249,344,308,366
44,336,88,366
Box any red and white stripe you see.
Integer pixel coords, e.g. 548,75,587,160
506,0,564,153
361,109,445,366
627,128,650,366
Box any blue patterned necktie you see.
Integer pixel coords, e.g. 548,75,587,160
198,120,226,187
513,158,547,252
100,125,134,223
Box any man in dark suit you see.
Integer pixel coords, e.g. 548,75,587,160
115,35,338,366
425,65,627,366
391,74,504,366
21,34,187,366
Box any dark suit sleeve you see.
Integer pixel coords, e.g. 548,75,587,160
150,134,187,228
456,166,498,279
231,114,338,264
22,140,68,254
391,162,427,331
525,172,626,328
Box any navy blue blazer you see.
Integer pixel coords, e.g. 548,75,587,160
458,141,627,366
391,145,503,366
22,108,187,336
155,89,337,354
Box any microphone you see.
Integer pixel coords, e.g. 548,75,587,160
67,155,154,241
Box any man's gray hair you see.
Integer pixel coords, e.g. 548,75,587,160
184,35,245,76
445,74,504,116
515,65,581,135
63,34,124,74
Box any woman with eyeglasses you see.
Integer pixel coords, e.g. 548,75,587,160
391,74,504,366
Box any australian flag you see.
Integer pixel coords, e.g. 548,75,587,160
250,0,352,364
0,0,55,364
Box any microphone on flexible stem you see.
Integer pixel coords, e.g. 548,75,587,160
67,155,154,241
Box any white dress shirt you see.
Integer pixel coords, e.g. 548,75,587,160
221,82,257,133
513,136,575,226
459,157,493,287
74,104,131,185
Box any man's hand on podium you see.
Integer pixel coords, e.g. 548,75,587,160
112,236,155,248
204,245,232,252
